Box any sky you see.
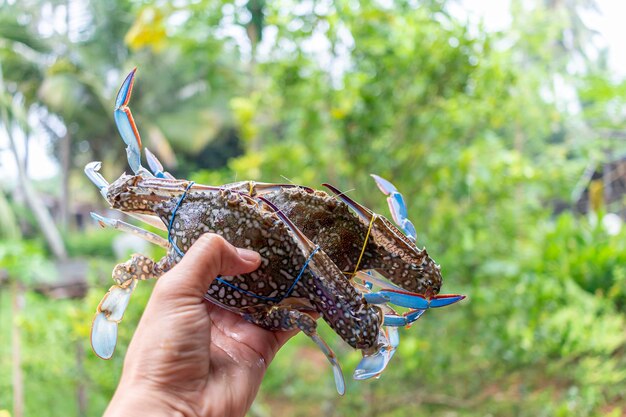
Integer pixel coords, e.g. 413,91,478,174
449,0,626,77
1,0,626,181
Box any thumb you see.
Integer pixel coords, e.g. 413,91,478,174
155,233,261,299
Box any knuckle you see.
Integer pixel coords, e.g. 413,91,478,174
197,233,225,250
193,233,233,268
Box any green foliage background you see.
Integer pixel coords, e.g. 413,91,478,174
1,0,626,416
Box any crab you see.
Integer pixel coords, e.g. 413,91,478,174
86,68,465,394
143,145,463,315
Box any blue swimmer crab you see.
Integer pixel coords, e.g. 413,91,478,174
85,69,465,394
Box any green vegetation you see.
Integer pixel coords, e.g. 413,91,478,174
1,0,626,416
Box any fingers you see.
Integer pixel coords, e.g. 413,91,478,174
156,234,261,299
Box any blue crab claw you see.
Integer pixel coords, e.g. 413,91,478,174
85,161,109,199
383,309,426,327
364,290,465,309
363,289,431,309
145,147,175,179
114,68,142,174
91,280,137,359
428,293,466,307
371,174,417,242
353,327,399,380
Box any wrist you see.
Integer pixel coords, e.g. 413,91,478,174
104,382,193,417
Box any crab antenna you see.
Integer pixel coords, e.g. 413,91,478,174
114,68,142,174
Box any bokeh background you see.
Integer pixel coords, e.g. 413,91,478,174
2,0,626,416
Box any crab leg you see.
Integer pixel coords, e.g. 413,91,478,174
126,213,168,231
92,280,137,359
248,182,314,196
370,174,417,242
243,306,346,395
221,181,314,197
145,147,175,179
90,212,169,249
114,68,144,174
113,69,155,177
354,270,404,291
91,254,170,359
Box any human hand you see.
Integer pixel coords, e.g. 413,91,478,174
104,234,297,417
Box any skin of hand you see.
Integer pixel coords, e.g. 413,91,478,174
104,234,297,417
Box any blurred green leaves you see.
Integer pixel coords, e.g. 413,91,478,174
2,0,626,416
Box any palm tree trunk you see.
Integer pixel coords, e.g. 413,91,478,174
60,131,71,231
76,341,87,416
0,63,67,260
11,281,24,417
6,132,68,260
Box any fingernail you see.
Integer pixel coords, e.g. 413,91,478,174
237,248,260,263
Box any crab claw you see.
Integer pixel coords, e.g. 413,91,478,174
371,174,417,242
91,280,137,359
428,293,466,307
85,161,109,199
114,68,142,174
353,327,399,380
364,289,465,309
